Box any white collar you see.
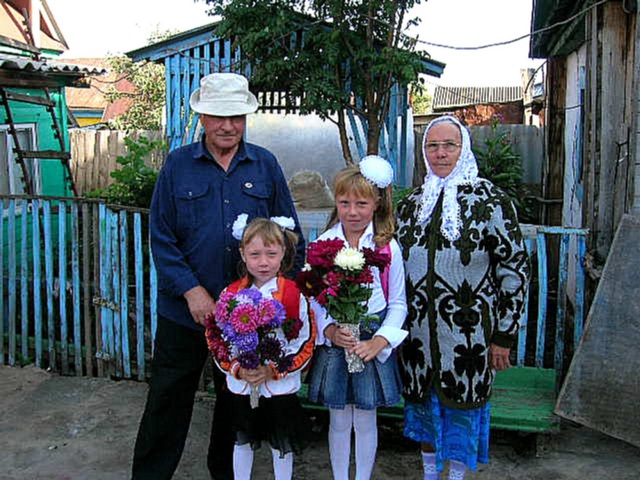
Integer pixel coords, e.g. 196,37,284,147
333,221,375,249
252,276,278,295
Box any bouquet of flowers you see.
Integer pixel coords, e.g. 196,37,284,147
296,238,390,372
205,288,302,408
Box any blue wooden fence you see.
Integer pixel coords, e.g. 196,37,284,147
0,197,589,381
0,195,156,380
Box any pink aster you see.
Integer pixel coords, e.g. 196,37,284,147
229,304,259,334
216,290,236,323
256,298,277,327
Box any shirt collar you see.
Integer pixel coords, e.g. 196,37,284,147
253,276,279,296
334,221,375,249
192,136,256,164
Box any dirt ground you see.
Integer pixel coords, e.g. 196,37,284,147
1,365,639,480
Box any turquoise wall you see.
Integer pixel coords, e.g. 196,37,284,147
0,87,72,197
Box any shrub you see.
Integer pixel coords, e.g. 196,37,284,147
87,136,165,208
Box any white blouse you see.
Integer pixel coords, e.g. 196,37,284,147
312,222,408,363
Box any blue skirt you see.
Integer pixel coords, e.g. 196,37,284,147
404,389,490,471
306,341,402,410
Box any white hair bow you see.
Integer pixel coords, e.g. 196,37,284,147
231,213,296,241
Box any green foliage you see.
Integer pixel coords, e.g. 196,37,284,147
392,185,413,207
411,83,432,114
104,56,165,131
203,0,427,163
472,119,536,222
87,136,164,208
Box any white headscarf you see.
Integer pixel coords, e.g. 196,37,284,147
416,116,479,241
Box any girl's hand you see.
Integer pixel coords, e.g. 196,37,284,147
325,324,358,349
349,336,388,362
238,365,275,385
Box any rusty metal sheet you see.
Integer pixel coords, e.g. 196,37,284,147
555,214,640,447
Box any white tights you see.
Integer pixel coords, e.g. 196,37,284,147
328,406,378,480
233,443,293,480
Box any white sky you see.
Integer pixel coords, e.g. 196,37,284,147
47,0,541,88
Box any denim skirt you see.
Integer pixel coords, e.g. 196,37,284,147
306,324,402,410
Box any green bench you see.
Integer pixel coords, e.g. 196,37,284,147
296,366,558,433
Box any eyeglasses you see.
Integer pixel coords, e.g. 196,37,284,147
425,141,461,153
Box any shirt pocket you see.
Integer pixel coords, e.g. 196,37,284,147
175,184,210,230
240,181,272,217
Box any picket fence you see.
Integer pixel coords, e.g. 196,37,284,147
0,197,587,387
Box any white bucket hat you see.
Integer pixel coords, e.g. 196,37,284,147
189,73,259,116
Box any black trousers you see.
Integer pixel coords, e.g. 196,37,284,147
131,316,234,480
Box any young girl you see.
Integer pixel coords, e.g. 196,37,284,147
306,155,408,480
206,216,316,480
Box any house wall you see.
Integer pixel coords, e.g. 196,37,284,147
634,7,640,217
562,47,587,229
0,87,72,196
582,3,636,261
446,102,524,126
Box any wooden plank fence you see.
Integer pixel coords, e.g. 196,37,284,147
69,130,165,195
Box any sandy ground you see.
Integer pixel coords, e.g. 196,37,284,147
1,365,639,480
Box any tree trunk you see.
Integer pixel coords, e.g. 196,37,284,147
337,109,354,165
367,113,381,155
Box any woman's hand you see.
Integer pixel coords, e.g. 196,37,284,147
349,336,388,363
489,343,512,371
325,324,358,349
238,365,275,386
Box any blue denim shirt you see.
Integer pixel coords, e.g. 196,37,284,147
150,137,305,330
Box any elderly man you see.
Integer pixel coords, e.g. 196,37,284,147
132,73,305,480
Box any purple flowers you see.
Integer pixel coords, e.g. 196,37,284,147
207,287,290,371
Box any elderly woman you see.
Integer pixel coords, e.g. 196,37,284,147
396,116,530,480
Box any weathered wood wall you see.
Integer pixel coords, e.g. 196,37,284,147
544,58,567,227
69,130,165,195
582,3,636,262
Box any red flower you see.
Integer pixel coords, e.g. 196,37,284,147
282,317,303,341
354,269,374,284
363,247,391,271
205,321,231,363
306,238,345,268
296,269,325,297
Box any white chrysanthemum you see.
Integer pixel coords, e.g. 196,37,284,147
232,213,249,240
359,155,394,188
270,216,296,231
334,247,365,271
302,263,311,272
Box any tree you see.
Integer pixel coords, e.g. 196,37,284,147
104,56,165,131
105,29,177,131
203,0,429,165
410,83,432,114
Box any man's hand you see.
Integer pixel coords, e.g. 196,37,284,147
489,343,512,371
184,286,216,325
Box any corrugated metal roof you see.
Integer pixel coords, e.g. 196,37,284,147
432,86,523,109
0,53,106,75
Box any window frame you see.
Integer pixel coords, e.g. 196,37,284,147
0,123,41,196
